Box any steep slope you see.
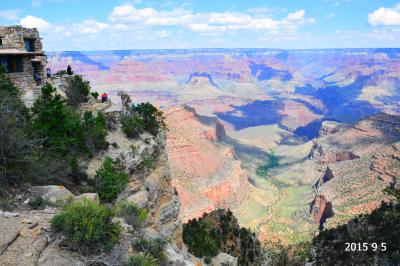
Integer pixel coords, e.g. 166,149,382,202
165,105,248,222
0,116,193,265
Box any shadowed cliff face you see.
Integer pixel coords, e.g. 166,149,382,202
310,195,334,230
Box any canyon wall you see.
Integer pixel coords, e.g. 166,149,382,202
165,106,248,222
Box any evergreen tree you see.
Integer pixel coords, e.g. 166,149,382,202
0,66,33,183
31,83,87,155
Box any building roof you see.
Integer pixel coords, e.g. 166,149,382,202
0,48,44,55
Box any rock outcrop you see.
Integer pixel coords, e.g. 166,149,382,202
318,121,348,137
86,120,184,249
310,195,334,229
309,141,359,164
0,117,194,265
165,106,248,222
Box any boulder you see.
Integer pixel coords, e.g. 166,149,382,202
126,190,149,208
31,185,73,203
211,253,238,266
165,244,196,266
74,193,99,203
156,194,180,225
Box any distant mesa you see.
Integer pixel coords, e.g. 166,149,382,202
185,72,219,87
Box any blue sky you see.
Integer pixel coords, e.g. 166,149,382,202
0,0,400,51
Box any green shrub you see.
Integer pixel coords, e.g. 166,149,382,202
91,91,99,99
120,113,145,138
115,201,148,228
142,155,155,170
135,102,167,136
183,209,264,264
96,157,128,202
124,254,158,266
28,196,56,210
118,93,166,138
66,75,90,107
134,237,169,264
51,199,121,254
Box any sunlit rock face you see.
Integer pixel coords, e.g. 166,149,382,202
165,106,247,222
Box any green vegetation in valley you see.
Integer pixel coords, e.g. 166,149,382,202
256,150,279,178
95,156,128,202
51,199,122,254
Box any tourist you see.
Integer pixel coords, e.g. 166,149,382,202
33,72,41,85
46,68,52,78
101,93,108,103
67,65,73,75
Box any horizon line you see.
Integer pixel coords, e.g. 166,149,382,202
46,47,400,53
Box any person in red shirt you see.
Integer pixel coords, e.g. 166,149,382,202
101,93,108,103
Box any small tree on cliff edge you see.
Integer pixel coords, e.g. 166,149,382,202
118,92,166,138
66,75,90,107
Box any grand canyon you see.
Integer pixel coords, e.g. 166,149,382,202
47,48,400,248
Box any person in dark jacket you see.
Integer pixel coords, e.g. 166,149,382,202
67,65,73,75
46,68,51,78
33,72,41,85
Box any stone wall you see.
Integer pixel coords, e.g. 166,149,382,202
0,25,43,51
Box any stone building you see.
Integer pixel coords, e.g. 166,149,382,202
0,25,46,101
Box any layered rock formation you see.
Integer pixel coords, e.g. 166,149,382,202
318,121,348,137
310,113,400,229
165,106,248,222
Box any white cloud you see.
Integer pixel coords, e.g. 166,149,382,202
74,20,109,34
286,10,305,21
368,4,400,27
20,15,52,31
0,9,20,20
24,3,319,50
108,3,314,34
